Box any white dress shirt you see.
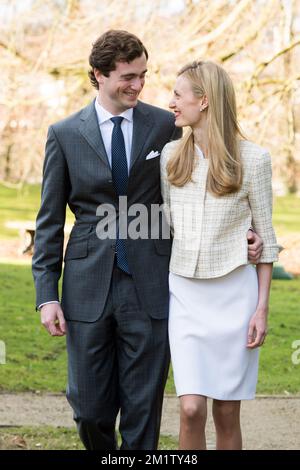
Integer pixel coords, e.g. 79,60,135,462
94,98,133,173
195,144,205,159
39,99,134,310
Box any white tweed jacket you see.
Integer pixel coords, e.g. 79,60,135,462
160,139,279,278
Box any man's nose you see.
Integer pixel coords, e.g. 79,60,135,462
169,98,175,109
130,78,143,91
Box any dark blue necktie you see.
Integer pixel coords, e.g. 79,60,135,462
110,116,130,274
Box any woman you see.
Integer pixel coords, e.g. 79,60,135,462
160,60,279,450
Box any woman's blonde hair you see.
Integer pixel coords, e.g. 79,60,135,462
167,60,245,196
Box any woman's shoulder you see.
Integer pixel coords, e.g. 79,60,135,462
161,139,181,164
239,139,270,158
239,140,271,169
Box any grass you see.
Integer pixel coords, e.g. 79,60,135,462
0,184,299,394
0,263,67,392
272,194,300,236
0,263,299,394
0,426,177,450
257,278,300,394
0,183,299,239
166,279,300,395
0,184,74,239
0,184,41,239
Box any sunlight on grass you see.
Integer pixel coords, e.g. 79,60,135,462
0,184,74,239
0,184,299,239
0,263,299,394
0,185,299,395
0,426,177,450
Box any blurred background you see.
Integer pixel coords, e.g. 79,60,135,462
0,0,300,269
0,0,299,450
1,0,300,190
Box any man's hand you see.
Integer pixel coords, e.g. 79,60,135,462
247,229,263,264
41,303,66,336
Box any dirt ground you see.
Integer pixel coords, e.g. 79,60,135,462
0,393,299,450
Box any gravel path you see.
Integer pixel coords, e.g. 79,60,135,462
0,393,299,450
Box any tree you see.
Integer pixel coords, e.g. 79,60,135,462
0,0,299,191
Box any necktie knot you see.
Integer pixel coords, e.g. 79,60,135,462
110,116,124,126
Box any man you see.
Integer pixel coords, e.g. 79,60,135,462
32,30,262,450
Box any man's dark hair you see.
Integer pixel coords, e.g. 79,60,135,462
88,30,148,89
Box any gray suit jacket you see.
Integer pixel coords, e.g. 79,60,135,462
32,100,181,321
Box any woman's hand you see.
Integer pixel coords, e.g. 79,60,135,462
247,308,268,349
247,230,264,264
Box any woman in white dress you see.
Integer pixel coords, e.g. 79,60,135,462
160,60,279,450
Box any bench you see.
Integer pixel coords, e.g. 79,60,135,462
5,221,73,255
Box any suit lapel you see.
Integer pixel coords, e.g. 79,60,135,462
130,103,153,170
78,100,110,168
78,100,154,171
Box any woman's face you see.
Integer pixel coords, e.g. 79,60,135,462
169,75,204,128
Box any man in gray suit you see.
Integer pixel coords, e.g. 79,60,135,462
32,30,262,450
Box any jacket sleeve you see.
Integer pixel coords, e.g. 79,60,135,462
32,125,70,308
248,151,279,263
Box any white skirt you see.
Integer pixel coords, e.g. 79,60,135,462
169,264,259,400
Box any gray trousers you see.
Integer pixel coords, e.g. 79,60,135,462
66,265,170,450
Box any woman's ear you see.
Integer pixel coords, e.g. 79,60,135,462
200,95,208,111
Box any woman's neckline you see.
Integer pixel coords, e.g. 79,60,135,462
195,144,206,159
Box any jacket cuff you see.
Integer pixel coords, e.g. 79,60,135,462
259,244,280,263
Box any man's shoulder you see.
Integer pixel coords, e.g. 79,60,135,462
50,101,94,132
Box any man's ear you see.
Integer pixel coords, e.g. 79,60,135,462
94,68,104,86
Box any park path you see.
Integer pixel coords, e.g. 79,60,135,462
0,393,299,450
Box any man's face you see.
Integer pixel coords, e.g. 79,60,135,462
95,53,148,114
